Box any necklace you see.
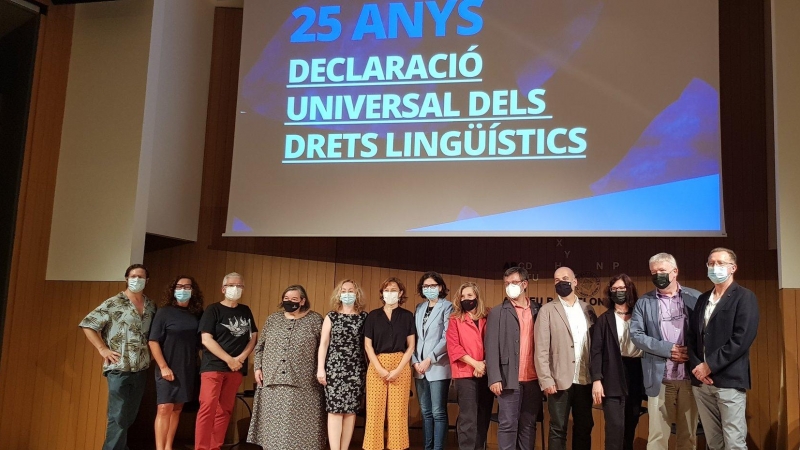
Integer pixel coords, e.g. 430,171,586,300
615,309,631,316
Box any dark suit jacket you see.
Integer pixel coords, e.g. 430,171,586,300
485,298,540,390
590,310,644,398
687,281,759,390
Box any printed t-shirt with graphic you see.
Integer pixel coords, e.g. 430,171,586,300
198,302,258,374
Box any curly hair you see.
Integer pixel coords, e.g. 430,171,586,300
329,279,366,313
161,275,204,317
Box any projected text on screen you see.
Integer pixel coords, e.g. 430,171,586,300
282,1,588,164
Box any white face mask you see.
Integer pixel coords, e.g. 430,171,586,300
340,292,357,305
505,283,522,299
127,277,146,293
225,286,243,301
383,291,399,305
707,265,731,284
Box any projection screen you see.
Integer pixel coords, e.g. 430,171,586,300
225,0,723,237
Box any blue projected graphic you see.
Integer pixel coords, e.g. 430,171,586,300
412,175,721,233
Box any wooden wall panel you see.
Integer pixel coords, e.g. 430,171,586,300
781,288,800,448
0,5,129,450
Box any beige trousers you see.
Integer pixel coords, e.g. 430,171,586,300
647,379,698,450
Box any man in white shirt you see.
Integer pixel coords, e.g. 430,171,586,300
687,248,759,450
534,267,597,450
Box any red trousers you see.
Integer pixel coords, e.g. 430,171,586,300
195,371,243,450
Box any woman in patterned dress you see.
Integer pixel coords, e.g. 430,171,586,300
316,279,368,450
247,285,325,450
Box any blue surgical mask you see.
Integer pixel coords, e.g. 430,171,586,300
422,287,439,300
340,292,356,305
174,289,192,303
707,265,731,284
127,277,146,293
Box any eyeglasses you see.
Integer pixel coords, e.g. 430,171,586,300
706,262,733,269
175,284,193,290
659,302,685,321
422,284,439,289
504,280,525,287
610,287,627,293
224,284,245,289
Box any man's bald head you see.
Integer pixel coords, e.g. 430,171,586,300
554,266,575,281
554,266,578,299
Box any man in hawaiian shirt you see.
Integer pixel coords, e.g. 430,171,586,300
80,264,156,450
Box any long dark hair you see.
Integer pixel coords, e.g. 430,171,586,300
161,275,204,317
605,273,638,311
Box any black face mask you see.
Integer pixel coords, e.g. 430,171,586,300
282,300,301,313
612,290,628,305
555,280,573,298
652,272,671,290
460,299,478,312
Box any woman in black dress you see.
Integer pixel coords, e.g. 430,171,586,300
316,279,368,450
148,275,204,450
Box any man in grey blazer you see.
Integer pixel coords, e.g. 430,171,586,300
534,266,596,450
485,266,542,450
630,253,701,450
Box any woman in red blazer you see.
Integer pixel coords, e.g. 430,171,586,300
446,282,495,450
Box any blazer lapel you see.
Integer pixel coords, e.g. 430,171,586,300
646,296,662,340
608,312,621,351
503,298,520,323
707,283,738,325
581,301,596,326
416,302,426,335
423,301,443,332
553,300,573,340
697,294,709,335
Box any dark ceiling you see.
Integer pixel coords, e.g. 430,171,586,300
0,1,37,40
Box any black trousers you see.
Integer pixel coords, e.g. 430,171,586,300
603,357,644,450
547,383,594,450
454,377,494,450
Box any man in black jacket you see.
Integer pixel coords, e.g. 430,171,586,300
687,247,759,450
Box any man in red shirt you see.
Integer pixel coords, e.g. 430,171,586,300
485,267,542,450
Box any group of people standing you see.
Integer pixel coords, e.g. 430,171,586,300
80,246,759,450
